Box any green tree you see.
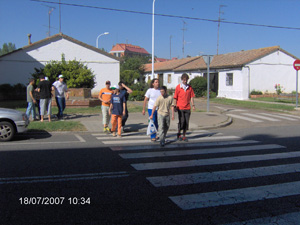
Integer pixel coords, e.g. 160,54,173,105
0,43,16,56
31,54,95,88
120,56,149,89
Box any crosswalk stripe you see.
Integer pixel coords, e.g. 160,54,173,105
226,114,262,122
225,211,300,225
169,180,300,210
102,135,240,145
259,113,298,121
97,135,148,140
147,162,300,187
241,113,280,121
273,113,300,119
119,144,284,159
131,151,300,171
110,140,259,151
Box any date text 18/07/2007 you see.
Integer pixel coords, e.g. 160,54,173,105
19,197,91,205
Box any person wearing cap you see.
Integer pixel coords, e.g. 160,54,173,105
99,81,113,133
52,75,69,120
109,85,126,137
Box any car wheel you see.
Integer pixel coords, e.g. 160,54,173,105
0,121,15,142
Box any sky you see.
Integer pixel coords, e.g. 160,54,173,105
1,0,300,60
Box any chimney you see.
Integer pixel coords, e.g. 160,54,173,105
27,34,32,45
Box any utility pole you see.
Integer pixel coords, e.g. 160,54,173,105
59,0,61,33
181,20,187,58
217,5,226,55
170,35,172,60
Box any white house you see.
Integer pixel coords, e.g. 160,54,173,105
0,33,120,96
144,46,299,100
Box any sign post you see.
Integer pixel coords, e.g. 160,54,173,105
293,59,300,108
203,55,214,112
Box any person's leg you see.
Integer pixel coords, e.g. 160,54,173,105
165,115,170,140
111,114,117,136
56,97,63,119
117,115,122,136
122,105,128,127
26,102,32,119
47,98,52,122
40,99,46,122
177,110,183,140
158,114,164,142
102,105,109,131
31,102,36,120
182,110,191,141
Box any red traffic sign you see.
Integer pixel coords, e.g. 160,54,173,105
294,59,300,71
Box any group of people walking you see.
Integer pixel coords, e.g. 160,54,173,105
101,73,195,147
26,74,69,122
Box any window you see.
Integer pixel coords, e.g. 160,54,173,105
226,73,233,86
168,74,172,83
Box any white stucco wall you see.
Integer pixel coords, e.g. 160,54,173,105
218,69,249,100
248,51,296,94
0,36,120,96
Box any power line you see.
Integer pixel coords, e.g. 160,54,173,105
31,0,300,31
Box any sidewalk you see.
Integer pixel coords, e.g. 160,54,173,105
72,111,232,133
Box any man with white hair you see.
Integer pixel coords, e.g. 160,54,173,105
52,74,69,120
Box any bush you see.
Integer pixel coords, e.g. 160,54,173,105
128,90,145,101
203,90,217,98
189,76,207,97
250,89,263,95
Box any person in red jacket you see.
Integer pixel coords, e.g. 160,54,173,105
173,73,195,142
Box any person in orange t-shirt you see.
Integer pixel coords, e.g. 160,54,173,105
173,73,195,142
99,81,113,133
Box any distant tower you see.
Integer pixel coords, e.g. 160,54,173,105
217,5,226,55
181,20,187,58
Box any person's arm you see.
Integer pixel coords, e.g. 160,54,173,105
142,97,149,115
171,105,175,120
109,103,113,116
121,83,133,94
29,89,36,104
123,102,126,116
191,97,195,111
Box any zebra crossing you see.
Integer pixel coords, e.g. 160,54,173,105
110,139,300,223
226,110,299,123
92,130,241,145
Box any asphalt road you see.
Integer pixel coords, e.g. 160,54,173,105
1,108,300,224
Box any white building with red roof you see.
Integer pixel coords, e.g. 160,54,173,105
109,43,150,58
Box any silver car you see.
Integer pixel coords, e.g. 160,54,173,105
0,108,30,141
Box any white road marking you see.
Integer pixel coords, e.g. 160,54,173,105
119,144,284,159
74,134,86,142
131,151,300,171
147,162,300,187
0,171,129,184
226,114,262,123
169,180,300,210
110,140,259,151
241,113,280,121
103,135,240,145
259,113,298,121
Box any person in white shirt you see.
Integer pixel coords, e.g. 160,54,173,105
52,74,69,120
142,78,161,142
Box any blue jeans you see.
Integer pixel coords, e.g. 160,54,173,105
148,109,158,139
26,101,36,120
55,97,66,118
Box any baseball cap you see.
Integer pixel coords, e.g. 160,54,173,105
58,75,64,78
111,85,119,90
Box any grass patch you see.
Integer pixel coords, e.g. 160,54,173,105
28,121,86,132
250,97,296,104
211,98,295,111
